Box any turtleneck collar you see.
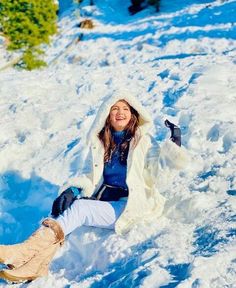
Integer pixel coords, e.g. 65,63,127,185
112,129,126,144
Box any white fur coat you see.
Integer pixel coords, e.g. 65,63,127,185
60,90,189,234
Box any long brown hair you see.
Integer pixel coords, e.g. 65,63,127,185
98,99,140,163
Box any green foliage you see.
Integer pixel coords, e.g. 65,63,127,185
0,0,58,70
15,48,47,70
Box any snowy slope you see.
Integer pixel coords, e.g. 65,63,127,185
0,0,236,287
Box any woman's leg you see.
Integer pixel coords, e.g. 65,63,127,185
0,200,126,283
56,199,126,236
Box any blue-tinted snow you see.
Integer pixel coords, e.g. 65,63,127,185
0,0,236,287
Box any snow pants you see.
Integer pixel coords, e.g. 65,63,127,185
55,198,127,236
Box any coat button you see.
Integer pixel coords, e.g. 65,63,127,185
93,146,96,149
94,164,98,167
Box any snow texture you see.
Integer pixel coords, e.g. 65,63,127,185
0,0,236,287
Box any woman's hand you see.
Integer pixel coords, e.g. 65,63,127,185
165,119,181,147
51,187,81,217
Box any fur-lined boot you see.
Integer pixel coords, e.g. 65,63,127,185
0,219,64,270
0,241,61,283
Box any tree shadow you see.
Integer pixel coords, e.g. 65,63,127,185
78,1,235,48
78,0,217,26
0,170,59,244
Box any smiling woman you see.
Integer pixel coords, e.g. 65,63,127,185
0,90,189,283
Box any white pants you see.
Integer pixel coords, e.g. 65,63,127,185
55,199,127,236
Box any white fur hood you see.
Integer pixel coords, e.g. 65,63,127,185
87,90,153,143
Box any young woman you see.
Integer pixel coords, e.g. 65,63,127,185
0,91,188,283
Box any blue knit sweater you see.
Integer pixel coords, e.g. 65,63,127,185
103,130,128,190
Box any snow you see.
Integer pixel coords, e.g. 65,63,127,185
0,0,236,287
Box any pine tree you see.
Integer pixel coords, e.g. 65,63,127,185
0,0,58,70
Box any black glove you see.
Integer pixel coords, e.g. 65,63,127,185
51,187,80,217
165,119,181,147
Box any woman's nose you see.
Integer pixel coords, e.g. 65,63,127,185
117,109,124,114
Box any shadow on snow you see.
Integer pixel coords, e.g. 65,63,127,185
69,232,192,288
0,170,59,245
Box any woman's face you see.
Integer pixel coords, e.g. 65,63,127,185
109,100,132,131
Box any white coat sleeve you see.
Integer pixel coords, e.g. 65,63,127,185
159,140,190,170
144,136,190,184
144,137,161,187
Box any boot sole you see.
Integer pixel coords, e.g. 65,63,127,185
0,270,37,283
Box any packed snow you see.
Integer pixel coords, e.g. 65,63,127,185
0,0,236,287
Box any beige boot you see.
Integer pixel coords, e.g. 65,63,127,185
0,242,60,283
0,219,64,270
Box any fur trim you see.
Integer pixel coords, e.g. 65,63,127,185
87,89,153,143
58,175,94,197
159,140,190,170
42,219,65,245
